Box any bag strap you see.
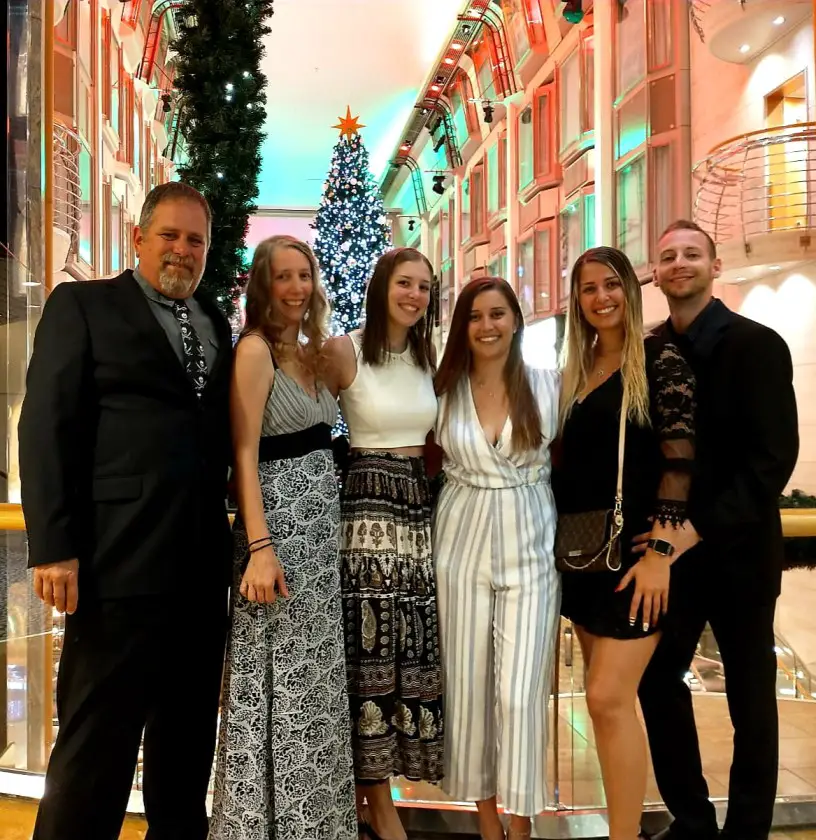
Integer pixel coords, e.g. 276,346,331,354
614,391,628,522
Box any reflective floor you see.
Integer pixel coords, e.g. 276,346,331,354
0,795,815,840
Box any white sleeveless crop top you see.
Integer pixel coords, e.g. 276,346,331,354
339,330,438,449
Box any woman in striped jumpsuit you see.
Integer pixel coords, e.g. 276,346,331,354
433,277,561,840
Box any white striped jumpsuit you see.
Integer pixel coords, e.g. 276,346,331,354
433,367,561,816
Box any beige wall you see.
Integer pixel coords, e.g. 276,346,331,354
690,20,815,165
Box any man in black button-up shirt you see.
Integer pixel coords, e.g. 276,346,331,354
638,220,799,840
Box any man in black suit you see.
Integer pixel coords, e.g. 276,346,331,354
19,182,233,840
638,220,799,840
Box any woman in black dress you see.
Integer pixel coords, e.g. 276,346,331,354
553,246,698,840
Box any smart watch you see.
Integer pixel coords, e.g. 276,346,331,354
647,538,675,557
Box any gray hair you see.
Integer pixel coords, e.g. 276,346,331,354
138,182,212,241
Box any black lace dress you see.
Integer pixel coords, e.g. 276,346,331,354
553,335,696,639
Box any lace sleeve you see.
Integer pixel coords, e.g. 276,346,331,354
649,341,696,527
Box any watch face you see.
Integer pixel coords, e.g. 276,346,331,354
650,538,675,556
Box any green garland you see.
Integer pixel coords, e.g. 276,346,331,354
172,0,274,317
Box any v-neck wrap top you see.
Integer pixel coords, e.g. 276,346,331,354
339,329,438,449
436,366,561,490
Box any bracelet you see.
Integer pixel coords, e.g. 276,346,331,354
248,538,274,553
248,536,271,549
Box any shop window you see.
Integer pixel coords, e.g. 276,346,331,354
462,165,487,246
617,155,647,269
615,0,646,100
78,145,94,269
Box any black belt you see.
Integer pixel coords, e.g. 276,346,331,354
258,423,332,463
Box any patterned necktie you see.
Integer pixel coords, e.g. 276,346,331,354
171,300,208,397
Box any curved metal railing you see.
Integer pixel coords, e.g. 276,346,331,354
693,121,816,245
52,123,82,251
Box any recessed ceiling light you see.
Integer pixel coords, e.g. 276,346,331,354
739,43,751,53
735,276,747,282
773,15,786,25
769,265,781,271
444,57,454,65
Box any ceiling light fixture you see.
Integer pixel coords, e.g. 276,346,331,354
773,15,785,25
739,43,750,53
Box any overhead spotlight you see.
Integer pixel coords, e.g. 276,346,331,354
408,219,416,232
432,175,446,195
161,93,172,114
433,134,447,153
482,103,494,124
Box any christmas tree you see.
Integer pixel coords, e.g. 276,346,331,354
312,108,391,337
172,0,275,317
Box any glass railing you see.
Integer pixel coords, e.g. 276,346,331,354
3,504,816,826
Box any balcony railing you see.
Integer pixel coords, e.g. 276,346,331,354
53,123,82,252
693,122,816,245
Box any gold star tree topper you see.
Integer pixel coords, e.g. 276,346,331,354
333,106,365,140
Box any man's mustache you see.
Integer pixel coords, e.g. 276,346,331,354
162,255,194,270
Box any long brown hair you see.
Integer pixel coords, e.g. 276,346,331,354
436,276,542,453
559,246,650,431
360,247,435,371
242,235,329,376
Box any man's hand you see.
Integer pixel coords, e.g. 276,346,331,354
33,559,79,614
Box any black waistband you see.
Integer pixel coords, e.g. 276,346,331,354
258,423,332,463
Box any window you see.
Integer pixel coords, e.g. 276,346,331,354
519,106,534,190
584,34,595,133
111,193,122,273
461,177,471,243
487,137,507,220
451,90,469,148
560,200,582,304
134,97,142,182
101,13,111,120
77,0,93,74
651,143,673,256
648,0,673,72
488,250,507,280
615,0,646,99
471,166,485,240
560,51,581,153
617,156,647,268
78,144,94,268
102,182,112,275
518,237,535,319
502,0,531,65
110,40,121,135
55,0,76,47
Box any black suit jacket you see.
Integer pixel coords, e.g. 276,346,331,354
655,299,799,600
18,270,234,600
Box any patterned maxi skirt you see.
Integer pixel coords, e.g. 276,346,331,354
340,451,444,783
209,451,356,840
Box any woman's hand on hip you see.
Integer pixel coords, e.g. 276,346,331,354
240,546,289,603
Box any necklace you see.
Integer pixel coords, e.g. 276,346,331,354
473,378,505,400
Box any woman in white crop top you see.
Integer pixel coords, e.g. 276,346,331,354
325,248,443,840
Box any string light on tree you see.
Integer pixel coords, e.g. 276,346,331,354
312,108,391,433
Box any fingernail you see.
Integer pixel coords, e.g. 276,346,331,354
629,616,636,626
643,623,649,632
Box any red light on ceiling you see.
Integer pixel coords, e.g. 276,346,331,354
430,84,440,92
444,57,454,64
451,43,463,50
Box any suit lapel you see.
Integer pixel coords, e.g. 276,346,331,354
108,270,192,392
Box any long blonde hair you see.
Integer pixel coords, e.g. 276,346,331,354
241,235,330,377
559,246,650,431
